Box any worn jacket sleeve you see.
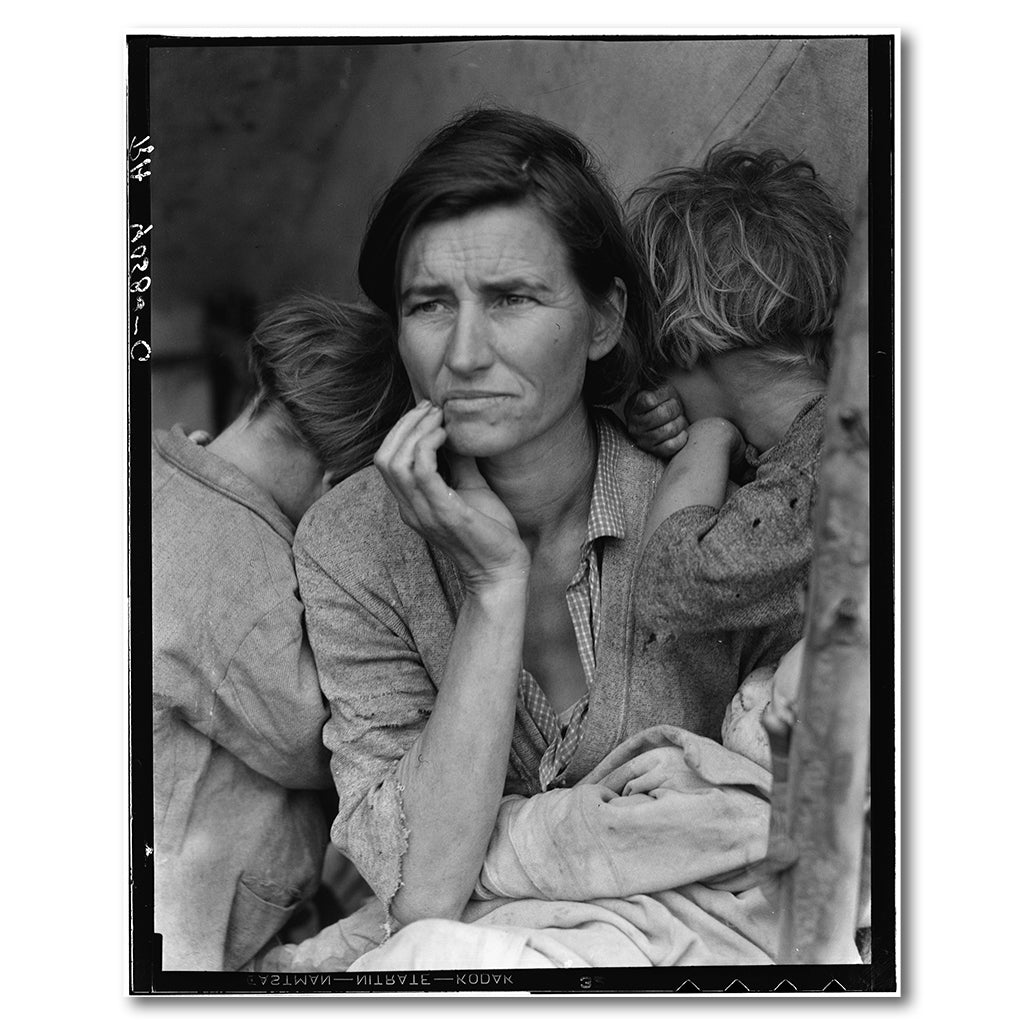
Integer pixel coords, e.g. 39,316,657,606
174,592,333,791
635,453,817,637
294,517,440,911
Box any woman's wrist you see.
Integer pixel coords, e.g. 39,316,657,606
462,560,531,603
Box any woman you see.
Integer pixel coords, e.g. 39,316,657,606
152,294,408,970
293,109,750,933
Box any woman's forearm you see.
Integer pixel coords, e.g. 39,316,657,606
390,578,528,925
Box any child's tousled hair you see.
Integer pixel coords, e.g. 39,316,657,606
627,144,851,373
248,293,413,480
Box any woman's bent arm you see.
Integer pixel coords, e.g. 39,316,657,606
297,401,533,924
371,404,532,922
294,517,528,926
392,578,527,923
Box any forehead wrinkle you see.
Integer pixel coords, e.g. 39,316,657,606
401,207,574,294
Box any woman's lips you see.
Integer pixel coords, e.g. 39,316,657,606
441,392,513,412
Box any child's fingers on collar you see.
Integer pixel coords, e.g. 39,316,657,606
632,402,685,433
649,431,688,460
626,387,669,414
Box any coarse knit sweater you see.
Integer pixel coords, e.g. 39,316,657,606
634,396,825,679
152,425,333,971
293,413,745,910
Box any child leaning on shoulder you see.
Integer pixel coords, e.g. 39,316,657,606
624,143,851,711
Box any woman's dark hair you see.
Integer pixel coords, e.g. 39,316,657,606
358,107,655,406
627,143,851,372
249,293,413,480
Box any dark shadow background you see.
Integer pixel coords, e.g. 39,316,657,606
148,35,869,433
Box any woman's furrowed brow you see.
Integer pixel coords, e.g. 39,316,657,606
401,275,554,302
400,281,450,303
479,275,552,296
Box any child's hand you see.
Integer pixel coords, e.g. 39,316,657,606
624,384,689,458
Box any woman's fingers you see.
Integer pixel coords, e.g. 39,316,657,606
620,749,666,795
375,399,437,471
372,402,528,582
407,423,460,514
378,406,481,529
621,764,664,797
375,403,448,526
382,405,444,481
411,423,448,479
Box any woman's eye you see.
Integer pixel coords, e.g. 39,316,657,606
409,300,444,315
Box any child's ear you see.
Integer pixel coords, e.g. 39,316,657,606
587,277,627,362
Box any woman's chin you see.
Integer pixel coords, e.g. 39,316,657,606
443,423,518,460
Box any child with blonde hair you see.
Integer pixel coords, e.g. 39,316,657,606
626,144,851,705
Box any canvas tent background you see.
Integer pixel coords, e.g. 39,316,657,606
147,35,868,432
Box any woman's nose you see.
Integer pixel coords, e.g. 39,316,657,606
444,305,494,375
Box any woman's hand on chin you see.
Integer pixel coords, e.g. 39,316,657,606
374,400,530,590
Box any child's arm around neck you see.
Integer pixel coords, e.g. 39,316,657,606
639,416,745,550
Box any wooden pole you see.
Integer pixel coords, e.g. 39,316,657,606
775,186,872,964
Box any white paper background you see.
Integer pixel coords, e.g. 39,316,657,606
7,3,1017,1019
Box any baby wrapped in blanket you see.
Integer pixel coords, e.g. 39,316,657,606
255,641,856,971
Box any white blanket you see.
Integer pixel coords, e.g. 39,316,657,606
258,643,861,969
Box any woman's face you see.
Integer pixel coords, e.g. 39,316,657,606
396,202,621,460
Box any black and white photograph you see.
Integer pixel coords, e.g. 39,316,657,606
127,31,896,996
